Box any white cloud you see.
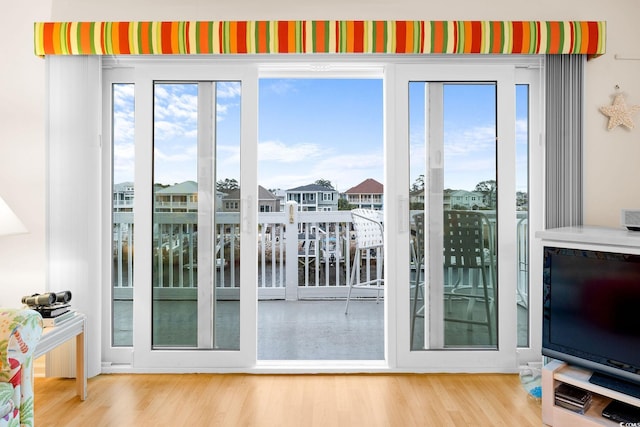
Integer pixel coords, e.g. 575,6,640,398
114,142,134,161
112,84,135,144
258,145,384,191
113,84,134,108
113,110,134,143
444,125,496,157
265,79,297,96
154,84,198,124
154,144,197,163
217,82,241,98
113,143,135,183
154,85,169,100
516,118,529,145
258,140,323,162
215,145,241,182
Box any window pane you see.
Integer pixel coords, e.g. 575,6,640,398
410,82,498,350
112,83,135,347
215,82,242,350
153,83,198,347
152,82,241,349
516,84,530,347
257,78,384,360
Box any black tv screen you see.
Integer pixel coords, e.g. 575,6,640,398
543,246,640,385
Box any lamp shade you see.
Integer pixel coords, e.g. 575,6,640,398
0,195,27,237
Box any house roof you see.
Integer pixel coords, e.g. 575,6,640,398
344,178,383,194
155,181,197,194
224,186,276,200
451,189,482,197
286,184,336,192
114,181,134,191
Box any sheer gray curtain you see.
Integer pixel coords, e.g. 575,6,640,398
545,54,585,228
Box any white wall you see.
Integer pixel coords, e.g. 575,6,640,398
2,0,639,319
0,1,51,307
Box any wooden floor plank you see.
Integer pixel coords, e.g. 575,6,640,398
34,373,543,426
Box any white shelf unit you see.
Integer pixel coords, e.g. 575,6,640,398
542,359,640,426
538,226,640,426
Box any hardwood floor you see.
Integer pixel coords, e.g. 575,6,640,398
34,373,543,426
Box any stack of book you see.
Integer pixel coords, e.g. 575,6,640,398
36,304,76,328
555,383,593,414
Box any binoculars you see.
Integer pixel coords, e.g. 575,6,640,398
21,291,72,307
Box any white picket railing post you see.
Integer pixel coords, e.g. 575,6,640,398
285,201,299,300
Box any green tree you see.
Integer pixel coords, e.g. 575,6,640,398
475,180,497,208
217,178,239,191
411,174,425,192
314,179,334,189
338,198,354,211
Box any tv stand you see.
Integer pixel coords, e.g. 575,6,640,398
543,359,640,426
589,372,640,400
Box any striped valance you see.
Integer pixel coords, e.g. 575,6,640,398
34,20,606,56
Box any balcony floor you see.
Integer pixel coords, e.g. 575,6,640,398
258,300,384,360
115,298,528,359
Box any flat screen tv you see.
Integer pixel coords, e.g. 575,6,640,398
543,245,640,393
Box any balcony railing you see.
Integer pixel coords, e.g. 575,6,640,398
112,203,364,300
112,205,528,302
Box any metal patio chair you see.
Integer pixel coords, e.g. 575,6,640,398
344,209,384,314
443,210,496,345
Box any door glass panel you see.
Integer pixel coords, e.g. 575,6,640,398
112,83,135,347
152,82,241,349
410,82,498,350
214,82,242,350
516,84,530,347
257,78,384,360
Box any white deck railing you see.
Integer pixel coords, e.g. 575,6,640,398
112,206,528,302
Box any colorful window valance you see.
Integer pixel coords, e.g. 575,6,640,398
34,20,605,57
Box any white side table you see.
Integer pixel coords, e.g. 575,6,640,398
34,312,87,400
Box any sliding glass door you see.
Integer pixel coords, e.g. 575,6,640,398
102,58,541,371
104,64,258,369
409,81,498,350
394,64,527,370
152,81,242,350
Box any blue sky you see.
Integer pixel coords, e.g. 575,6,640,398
113,78,529,193
258,78,383,192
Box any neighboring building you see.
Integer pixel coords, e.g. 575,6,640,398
516,191,528,210
221,186,280,213
286,184,339,211
447,189,486,210
272,189,287,212
116,182,280,213
409,188,425,209
113,182,135,212
343,178,384,210
154,181,199,212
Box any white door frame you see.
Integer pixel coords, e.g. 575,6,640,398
101,56,542,372
392,63,520,371
112,63,259,370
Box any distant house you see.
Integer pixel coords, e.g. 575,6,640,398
343,178,384,210
447,189,486,210
272,189,287,212
409,188,424,209
222,186,280,212
114,182,135,212
286,184,339,211
118,181,280,213
154,181,198,212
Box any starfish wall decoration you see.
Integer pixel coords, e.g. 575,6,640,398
600,93,640,130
